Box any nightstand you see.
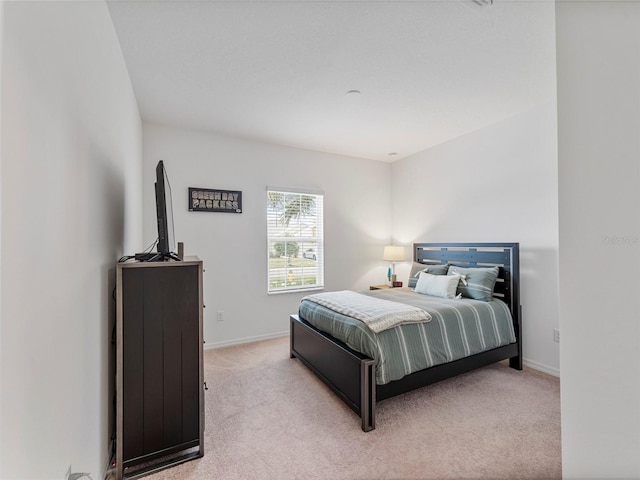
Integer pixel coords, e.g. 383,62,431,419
369,284,393,290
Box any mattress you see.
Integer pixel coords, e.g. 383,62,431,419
298,288,516,385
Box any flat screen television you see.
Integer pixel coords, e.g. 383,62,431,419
153,160,181,261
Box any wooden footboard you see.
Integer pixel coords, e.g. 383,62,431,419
290,315,376,431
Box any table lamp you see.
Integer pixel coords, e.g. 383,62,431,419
383,245,405,285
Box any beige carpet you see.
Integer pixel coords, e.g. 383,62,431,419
146,336,561,480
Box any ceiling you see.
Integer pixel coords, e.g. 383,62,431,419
107,0,556,162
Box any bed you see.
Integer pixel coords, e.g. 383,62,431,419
289,242,522,431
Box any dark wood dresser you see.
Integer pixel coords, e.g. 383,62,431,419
115,257,204,479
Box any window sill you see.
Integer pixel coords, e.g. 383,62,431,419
268,286,324,295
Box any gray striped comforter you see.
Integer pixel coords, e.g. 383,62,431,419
298,288,516,385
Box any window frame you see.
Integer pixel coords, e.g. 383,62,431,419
266,187,324,294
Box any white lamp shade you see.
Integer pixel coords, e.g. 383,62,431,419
383,245,405,262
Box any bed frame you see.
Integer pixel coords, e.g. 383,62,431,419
290,242,521,432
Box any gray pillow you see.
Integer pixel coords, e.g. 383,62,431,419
447,265,499,301
408,262,449,288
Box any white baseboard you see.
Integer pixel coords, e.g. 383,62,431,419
524,358,560,378
204,331,289,350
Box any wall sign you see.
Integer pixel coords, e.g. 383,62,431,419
189,187,242,213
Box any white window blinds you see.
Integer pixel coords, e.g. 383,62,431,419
267,188,324,293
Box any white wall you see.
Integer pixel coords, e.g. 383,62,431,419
0,0,4,468
556,2,640,477
0,2,142,478
390,102,560,375
143,123,392,347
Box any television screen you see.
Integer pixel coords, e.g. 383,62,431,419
154,160,179,260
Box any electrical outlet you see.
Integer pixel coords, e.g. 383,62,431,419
553,328,560,343
216,311,224,322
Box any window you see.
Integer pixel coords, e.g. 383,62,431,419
267,188,324,293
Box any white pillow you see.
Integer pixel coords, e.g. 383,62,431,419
414,272,460,299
